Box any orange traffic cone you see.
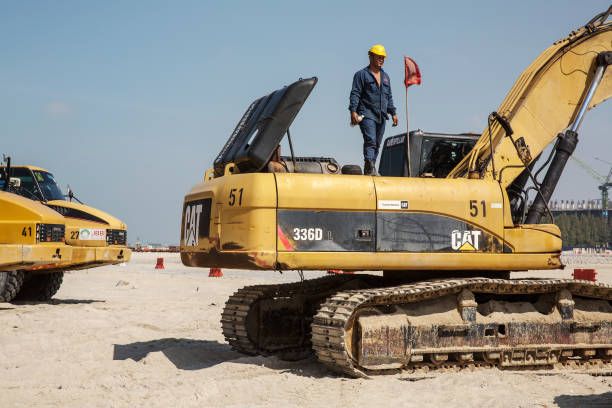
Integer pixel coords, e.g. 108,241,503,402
209,268,223,277
155,257,165,269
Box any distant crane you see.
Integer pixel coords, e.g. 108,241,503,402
570,156,612,217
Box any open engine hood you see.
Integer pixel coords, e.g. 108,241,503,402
213,77,318,175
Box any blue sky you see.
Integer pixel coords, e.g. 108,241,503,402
1,1,610,243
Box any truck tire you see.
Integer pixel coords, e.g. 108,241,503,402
0,271,25,302
16,272,64,301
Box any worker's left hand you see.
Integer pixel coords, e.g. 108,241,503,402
392,115,398,127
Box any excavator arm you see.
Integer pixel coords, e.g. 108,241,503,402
448,8,611,190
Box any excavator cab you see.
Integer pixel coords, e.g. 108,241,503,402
379,131,479,178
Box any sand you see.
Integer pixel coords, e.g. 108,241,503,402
1,253,610,408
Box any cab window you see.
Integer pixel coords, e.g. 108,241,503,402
419,138,476,178
33,171,65,201
10,168,43,200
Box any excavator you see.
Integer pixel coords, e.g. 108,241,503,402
0,160,131,301
0,189,72,302
180,8,612,376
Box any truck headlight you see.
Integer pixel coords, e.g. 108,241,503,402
106,229,127,245
37,224,65,243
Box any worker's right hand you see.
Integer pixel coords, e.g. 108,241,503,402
350,111,360,126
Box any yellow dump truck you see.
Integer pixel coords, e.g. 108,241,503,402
0,190,72,301
1,163,131,300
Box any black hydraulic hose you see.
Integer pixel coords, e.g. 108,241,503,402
486,114,497,179
490,112,554,222
534,139,559,183
585,6,611,32
525,130,577,224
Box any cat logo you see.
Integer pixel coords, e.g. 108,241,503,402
451,230,482,251
183,203,203,246
183,198,212,247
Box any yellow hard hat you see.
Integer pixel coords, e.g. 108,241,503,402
369,44,387,57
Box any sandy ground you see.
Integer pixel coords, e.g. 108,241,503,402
1,253,611,408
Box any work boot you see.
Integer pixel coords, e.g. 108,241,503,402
364,160,378,176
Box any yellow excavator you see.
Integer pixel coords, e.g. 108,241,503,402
180,8,612,376
0,189,72,302
0,160,131,301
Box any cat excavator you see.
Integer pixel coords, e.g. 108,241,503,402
0,160,130,301
180,8,612,376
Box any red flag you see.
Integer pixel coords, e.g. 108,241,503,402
404,56,422,87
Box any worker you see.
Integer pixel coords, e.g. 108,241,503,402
349,44,398,175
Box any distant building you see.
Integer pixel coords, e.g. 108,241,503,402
129,242,179,252
541,198,611,250
528,198,611,218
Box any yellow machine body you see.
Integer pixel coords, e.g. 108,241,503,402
181,172,561,272
180,13,611,275
3,165,131,270
0,191,71,271
44,199,129,267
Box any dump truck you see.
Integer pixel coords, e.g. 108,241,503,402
180,8,611,376
0,190,71,302
1,162,131,301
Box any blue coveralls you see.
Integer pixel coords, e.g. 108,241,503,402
349,66,397,162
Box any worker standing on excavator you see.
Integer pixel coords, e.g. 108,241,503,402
349,44,398,175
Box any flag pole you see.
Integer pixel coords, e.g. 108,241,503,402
405,86,411,176
403,55,421,176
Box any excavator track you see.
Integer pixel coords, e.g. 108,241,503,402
221,274,384,358
312,278,612,378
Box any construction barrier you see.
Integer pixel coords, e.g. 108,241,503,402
209,268,223,277
155,257,165,270
573,268,597,281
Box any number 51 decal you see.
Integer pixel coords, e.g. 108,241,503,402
469,200,487,217
228,188,244,206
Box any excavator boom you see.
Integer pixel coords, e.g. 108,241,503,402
448,9,611,188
